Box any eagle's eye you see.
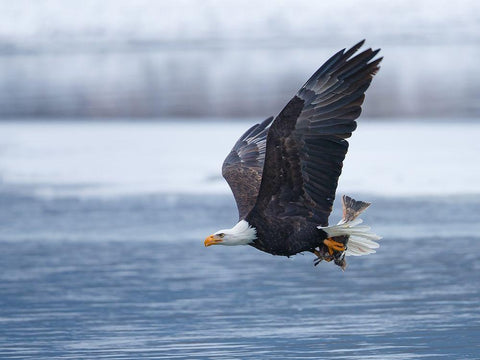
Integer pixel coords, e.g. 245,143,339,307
218,233,225,238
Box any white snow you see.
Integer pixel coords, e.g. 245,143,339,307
0,120,478,198
338,121,480,196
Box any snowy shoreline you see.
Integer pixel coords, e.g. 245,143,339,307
0,120,479,198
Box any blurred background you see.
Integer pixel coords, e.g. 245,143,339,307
1,1,479,359
1,0,480,119
1,0,480,197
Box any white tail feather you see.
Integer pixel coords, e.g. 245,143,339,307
318,218,382,257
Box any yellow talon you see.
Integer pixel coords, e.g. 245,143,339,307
323,238,345,254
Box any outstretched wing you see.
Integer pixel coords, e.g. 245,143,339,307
222,116,274,219
253,40,382,227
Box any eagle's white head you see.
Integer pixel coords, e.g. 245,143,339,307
204,220,257,247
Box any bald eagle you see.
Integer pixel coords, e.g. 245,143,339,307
204,40,382,269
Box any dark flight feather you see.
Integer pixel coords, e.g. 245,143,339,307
222,116,274,219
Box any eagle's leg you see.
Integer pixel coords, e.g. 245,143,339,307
313,248,333,266
323,238,345,254
313,249,327,266
313,249,331,260
314,237,348,269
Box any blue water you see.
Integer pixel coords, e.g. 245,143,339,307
0,190,479,359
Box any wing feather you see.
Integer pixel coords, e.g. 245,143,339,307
222,116,274,219
253,41,382,227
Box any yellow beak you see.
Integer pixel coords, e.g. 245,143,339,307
204,234,222,247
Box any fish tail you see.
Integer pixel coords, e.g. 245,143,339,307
340,195,371,223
